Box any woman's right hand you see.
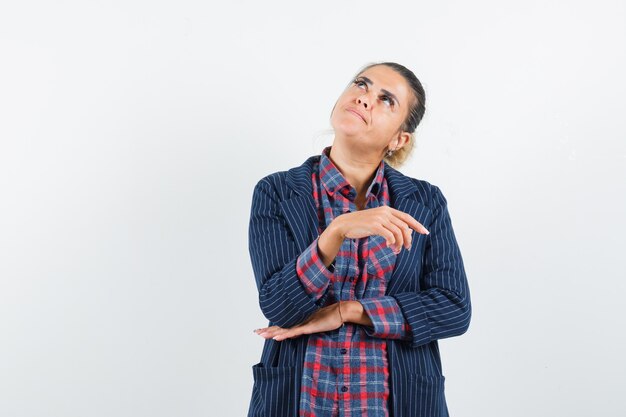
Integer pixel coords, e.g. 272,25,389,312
333,206,430,253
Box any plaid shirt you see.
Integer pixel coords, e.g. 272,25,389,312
296,146,412,417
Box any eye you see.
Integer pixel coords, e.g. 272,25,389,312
353,78,394,108
381,95,394,107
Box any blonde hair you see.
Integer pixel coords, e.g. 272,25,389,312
383,132,416,169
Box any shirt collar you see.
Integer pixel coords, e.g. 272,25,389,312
319,145,385,200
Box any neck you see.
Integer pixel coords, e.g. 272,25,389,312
327,142,381,201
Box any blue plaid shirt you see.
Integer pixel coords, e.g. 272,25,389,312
295,146,412,417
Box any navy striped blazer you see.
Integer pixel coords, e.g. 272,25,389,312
247,154,472,417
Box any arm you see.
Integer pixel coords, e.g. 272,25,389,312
294,226,343,300
392,184,472,348
249,178,340,328
342,298,413,341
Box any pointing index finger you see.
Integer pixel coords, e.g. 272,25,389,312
390,207,430,235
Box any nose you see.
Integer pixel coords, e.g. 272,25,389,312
357,94,370,109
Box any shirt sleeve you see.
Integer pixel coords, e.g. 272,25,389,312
358,296,412,340
295,235,335,301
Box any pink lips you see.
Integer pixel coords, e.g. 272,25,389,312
346,108,366,123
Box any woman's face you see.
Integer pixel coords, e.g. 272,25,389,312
330,65,413,156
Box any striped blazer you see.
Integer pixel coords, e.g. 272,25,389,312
247,154,472,417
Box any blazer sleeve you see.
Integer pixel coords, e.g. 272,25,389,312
248,178,328,328
393,184,472,348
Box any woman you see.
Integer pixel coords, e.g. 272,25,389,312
247,62,471,417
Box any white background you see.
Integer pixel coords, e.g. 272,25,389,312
1,1,625,416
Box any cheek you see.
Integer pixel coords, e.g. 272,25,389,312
388,112,406,130
376,113,398,130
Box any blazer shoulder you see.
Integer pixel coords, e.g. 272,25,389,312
252,155,317,200
405,176,451,213
390,167,441,210
252,170,289,201
255,170,288,188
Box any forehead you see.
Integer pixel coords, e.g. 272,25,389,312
357,65,412,105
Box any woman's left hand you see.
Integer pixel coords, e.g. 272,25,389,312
254,302,344,341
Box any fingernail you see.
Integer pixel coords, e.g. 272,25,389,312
425,229,430,235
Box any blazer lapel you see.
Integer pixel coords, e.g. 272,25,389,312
280,154,433,294
383,164,434,294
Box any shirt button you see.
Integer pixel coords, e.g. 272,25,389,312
341,386,349,392
349,277,355,282
340,348,347,354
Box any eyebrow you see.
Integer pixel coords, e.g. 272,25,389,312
357,76,400,106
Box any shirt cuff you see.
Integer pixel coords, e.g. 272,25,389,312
359,296,412,340
295,236,335,300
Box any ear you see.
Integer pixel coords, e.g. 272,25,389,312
394,130,412,151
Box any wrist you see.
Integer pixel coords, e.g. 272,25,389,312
328,216,347,240
318,220,346,268
343,300,366,325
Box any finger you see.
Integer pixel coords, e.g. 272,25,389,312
253,327,269,334
388,208,429,235
268,328,290,338
373,222,397,248
257,326,285,338
259,325,280,333
380,220,404,253
256,329,273,338
273,327,303,341
274,321,312,340
387,216,413,249
259,329,286,339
